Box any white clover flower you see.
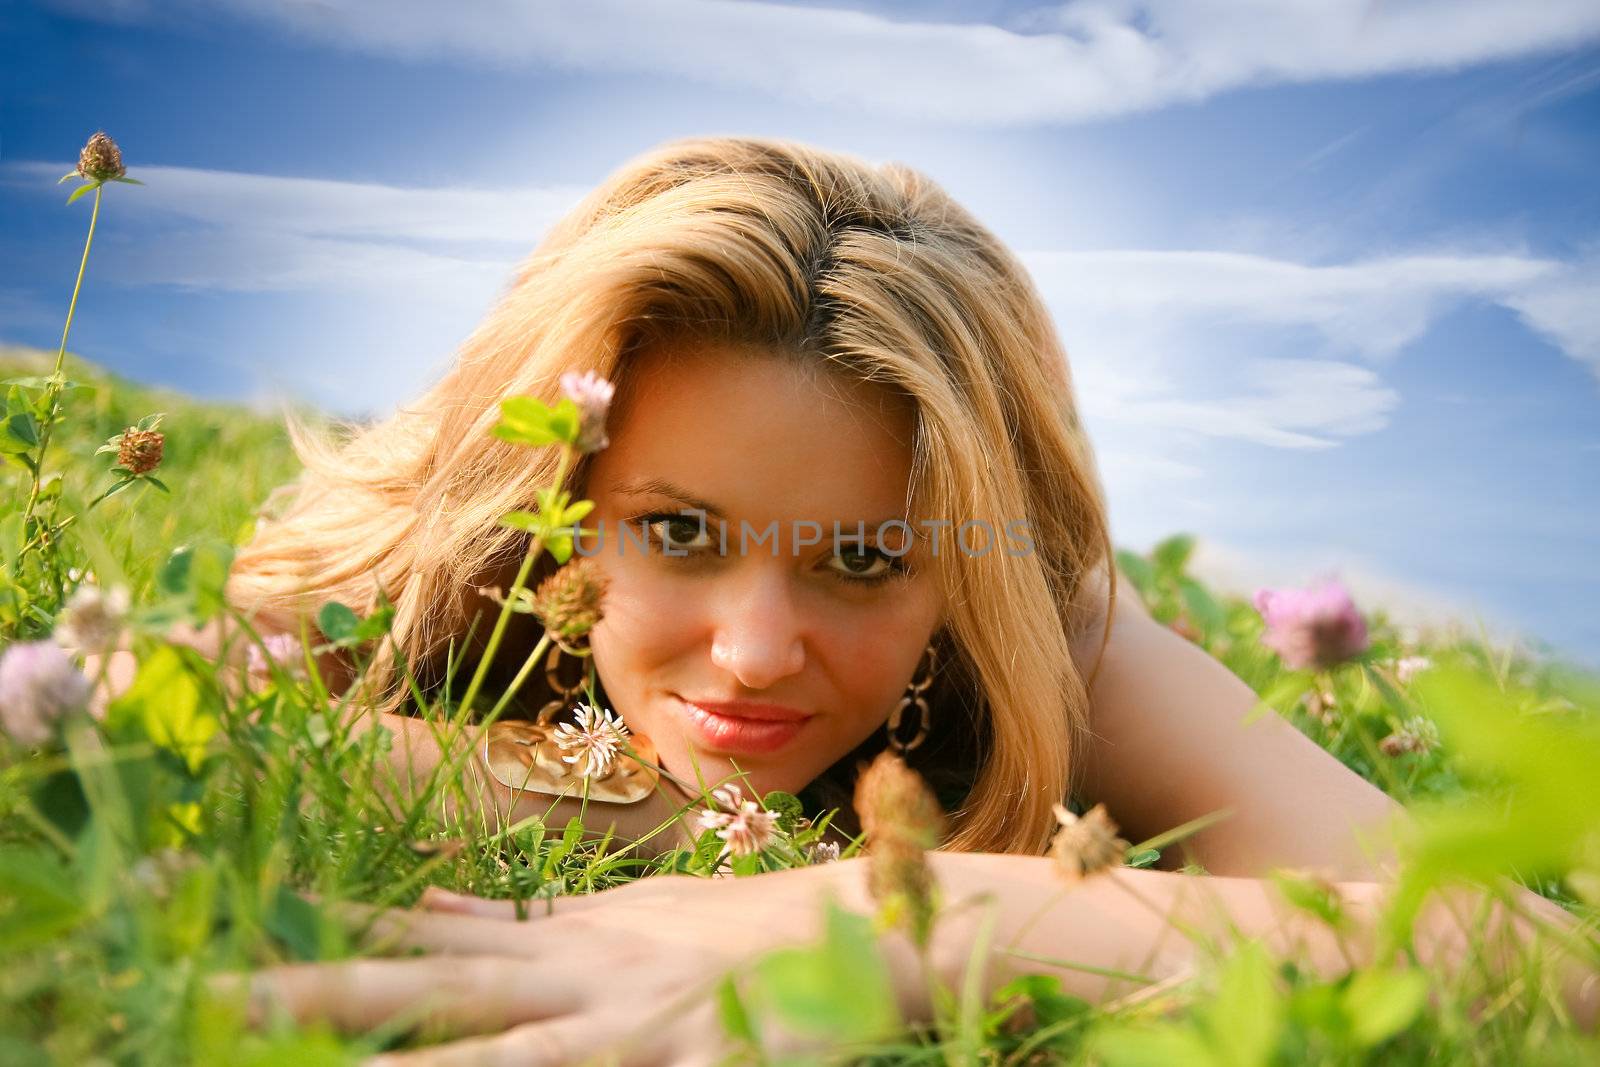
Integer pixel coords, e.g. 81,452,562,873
697,785,741,833
697,807,732,834
0,641,92,747
698,783,780,859
710,784,746,815
718,806,780,859
52,584,131,656
552,702,631,778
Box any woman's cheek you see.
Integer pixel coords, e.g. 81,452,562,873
591,570,693,681
813,627,907,732
592,552,695,636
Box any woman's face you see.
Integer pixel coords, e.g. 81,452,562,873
577,340,945,798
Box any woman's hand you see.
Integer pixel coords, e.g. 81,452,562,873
231,853,1217,1065
238,858,930,1066
232,853,1598,1065
233,856,1197,1065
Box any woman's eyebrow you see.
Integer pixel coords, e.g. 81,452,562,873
610,478,727,519
609,477,909,533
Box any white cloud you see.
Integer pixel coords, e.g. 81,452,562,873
4,162,582,295
1,161,588,412
1502,255,1600,380
1020,245,1600,477
1098,359,1400,449
108,164,584,246
1025,248,1557,362
6,159,1595,427
1015,245,1599,570
56,0,1600,125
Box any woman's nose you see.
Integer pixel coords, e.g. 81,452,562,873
708,568,806,690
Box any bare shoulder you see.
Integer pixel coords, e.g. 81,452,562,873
1066,559,1153,687
1062,558,1400,877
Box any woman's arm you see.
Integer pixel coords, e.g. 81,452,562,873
236,852,1596,1060
81,620,698,857
346,702,698,855
1069,566,1402,879
927,855,1591,1013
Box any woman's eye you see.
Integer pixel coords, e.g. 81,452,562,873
642,514,713,552
829,545,899,583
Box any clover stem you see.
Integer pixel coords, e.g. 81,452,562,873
484,630,555,724
19,184,103,560
456,444,574,719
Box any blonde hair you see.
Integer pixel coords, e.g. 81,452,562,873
228,136,1116,855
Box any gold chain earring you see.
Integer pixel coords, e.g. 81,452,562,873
887,641,938,755
535,642,590,724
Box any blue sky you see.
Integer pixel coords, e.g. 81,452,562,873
3,1,1598,665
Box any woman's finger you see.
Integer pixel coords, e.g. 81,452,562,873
416,886,574,920
353,906,555,958
239,955,583,1036
416,877,687,921
366,1017,633,1067
305,898,550,958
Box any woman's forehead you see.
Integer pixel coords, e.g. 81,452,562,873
618,339,911,421
592,341,917,518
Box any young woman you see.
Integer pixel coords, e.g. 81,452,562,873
221,135,1395,868
181,137,1589,1060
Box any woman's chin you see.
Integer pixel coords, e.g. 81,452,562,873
658,745,795,798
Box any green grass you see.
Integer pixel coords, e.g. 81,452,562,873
0,344,303,601
2,347,1598,1065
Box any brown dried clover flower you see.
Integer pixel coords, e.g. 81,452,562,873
854,749,947,947
529,557,608,646
77,132,127,182
117,428,165,476
1049,801,1129,883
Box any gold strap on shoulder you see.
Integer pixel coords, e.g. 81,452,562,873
479,720,661,805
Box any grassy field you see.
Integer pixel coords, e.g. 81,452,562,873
0,344,303,602
2,344,1598,1065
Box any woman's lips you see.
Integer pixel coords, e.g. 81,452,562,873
675,697,813,755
